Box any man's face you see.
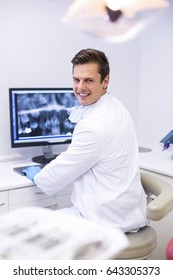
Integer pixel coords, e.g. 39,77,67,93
72,63,109,106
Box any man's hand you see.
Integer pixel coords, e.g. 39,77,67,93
22,166,42,182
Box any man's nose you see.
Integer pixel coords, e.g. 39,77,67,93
78,80,86,90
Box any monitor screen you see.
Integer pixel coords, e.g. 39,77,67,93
9,88,79,164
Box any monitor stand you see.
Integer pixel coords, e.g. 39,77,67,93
32,145,58,164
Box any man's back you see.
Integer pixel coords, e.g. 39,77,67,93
71,93,148,232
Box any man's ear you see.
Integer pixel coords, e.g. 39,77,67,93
103,75,110,89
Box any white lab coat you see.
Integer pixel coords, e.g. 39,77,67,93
34,93,148,232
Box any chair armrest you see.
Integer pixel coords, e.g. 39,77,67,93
141,172,173,220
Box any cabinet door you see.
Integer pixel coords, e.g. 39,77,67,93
0,191,8,214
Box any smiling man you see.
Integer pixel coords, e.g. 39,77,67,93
25,48,148,233
72,51,109,106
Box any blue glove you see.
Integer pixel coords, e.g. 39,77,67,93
22,166,42,182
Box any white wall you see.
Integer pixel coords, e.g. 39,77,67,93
138,2,173,144
0,0,141,157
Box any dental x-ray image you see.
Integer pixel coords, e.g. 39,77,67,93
17,92,78,139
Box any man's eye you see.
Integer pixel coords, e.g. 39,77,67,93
73,78,79,82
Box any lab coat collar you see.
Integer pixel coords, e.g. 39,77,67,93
68,105,88,123
69,92,110,123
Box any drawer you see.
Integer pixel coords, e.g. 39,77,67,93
9,185,73,206
9,193,72,211
9,186,52,206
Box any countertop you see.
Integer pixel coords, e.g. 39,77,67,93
139,143,173,178
0,159,35,191
0,143,173,191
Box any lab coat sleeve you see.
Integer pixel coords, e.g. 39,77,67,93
34,123,101,195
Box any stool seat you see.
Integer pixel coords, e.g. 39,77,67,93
116,226,157,259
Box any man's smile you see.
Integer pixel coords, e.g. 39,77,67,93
78,92,91,97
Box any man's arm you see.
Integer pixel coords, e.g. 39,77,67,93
34,124,101,195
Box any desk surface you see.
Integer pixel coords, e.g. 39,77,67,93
139,143,173,178
0,159,35,191
0,144,173,191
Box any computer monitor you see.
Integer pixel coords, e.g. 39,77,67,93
9,88,79,164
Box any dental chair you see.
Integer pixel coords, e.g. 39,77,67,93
115,172,173,259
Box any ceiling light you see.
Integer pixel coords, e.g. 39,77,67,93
63,0,169,43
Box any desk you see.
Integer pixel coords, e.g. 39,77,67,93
139,143,173,178
0,158,72,213
1,147,173,259
139,143,173,260
0,159,34,191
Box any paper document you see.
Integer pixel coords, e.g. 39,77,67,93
0,207,128,260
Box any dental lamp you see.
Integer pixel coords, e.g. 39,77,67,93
63,0,169,42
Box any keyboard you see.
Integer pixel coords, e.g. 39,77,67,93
13,164,44,176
